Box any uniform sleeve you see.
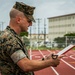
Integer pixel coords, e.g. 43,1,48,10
6,36,26,63
11,50,26,63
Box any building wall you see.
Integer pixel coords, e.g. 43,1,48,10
28,34,48,41
48,13,75,42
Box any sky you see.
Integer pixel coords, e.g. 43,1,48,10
0,0,75,33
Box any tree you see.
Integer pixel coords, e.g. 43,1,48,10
64,33,75,45
54,37,65,48
22,36,30,47
20,32,30,47
54,33,75,48
64,33,75,36
20,32,28,37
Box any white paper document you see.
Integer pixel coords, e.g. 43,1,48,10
57,44,75,56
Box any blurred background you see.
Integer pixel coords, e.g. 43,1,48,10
0,0,75,50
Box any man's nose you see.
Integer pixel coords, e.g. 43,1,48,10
29,22,32,26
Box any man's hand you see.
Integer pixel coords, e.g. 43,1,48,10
50,54,64,67
43,53,64,67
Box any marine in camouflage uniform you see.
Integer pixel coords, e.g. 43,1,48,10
0,27,34,75
0,2,35,75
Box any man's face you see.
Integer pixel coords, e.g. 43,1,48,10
19,16,32,32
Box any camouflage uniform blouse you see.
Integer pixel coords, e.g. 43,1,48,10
0,26,34,75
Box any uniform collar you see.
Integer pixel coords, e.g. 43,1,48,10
6,26,17,35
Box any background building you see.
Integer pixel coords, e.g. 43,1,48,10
48,13,75,42
28,34,49,47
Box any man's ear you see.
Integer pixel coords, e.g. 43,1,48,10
16,16,21,23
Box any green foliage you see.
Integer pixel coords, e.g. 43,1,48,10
54,37,65,43
20,32,28,37
20,32,30,47
22,36,30,47
54,33,75,48
64,33,75,36
54,37,65,48
37,46,51,50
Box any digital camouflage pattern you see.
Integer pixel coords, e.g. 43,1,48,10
0,26,34,75
13,2,35,22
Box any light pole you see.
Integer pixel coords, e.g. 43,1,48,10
29,26,32,60
36,18,41,48
44,18,46,46
0,22,5,31
65,36,67,47
30,26,32,48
